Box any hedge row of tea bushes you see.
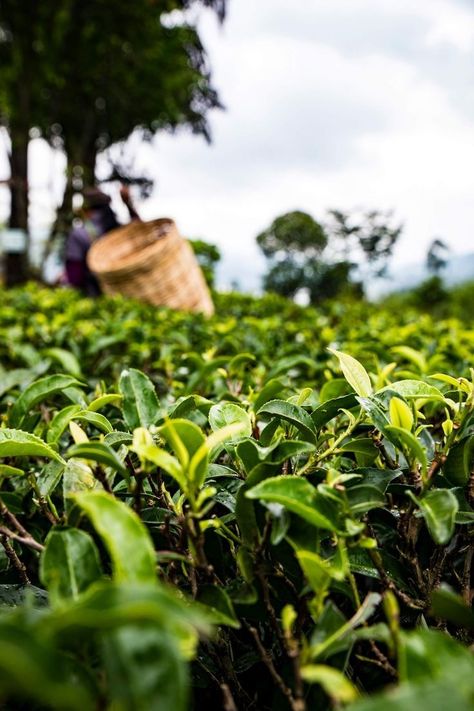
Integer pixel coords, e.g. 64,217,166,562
0,283,473,710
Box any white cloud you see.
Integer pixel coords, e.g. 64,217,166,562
131,0,474,289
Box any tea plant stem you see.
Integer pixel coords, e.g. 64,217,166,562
0,497,44,551
246,624,298,709
368,641,397,678
356,652,396,678
93,465,113,494
462,542,473,605
284,622,307,710
367,548,424,610
0,496,31,539
196,658,239,710
315,414,362,464
213,636,253,709
0,525,44,552
348,570,361,609
220,683,238,711
0,536,30,584
426,454,447,482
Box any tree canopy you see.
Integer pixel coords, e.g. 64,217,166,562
257,209,401,302
0,0,227,241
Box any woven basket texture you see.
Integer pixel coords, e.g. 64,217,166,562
87,218,214,315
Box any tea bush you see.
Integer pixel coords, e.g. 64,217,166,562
0,283,473,710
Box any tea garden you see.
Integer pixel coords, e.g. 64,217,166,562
0,283,473,710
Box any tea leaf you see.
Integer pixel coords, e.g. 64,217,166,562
72,491,157,583
329,349,373,398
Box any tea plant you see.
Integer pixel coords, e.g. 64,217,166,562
0,284,473,710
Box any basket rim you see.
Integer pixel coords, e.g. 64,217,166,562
87,217,179,276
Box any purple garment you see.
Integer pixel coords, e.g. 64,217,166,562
65,209,119,296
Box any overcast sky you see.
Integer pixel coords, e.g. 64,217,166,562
3,0,474,289
136,0,474,288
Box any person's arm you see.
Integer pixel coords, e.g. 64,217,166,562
119,185,140,221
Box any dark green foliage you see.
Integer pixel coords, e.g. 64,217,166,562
426,238,449,275
257,209,401,302
0,0,226,234
188,239,221,290
0,283,473,709
257,211,328,258
382,278,474,321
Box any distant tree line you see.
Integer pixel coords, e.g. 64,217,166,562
256,208,403,302
256,210,454,303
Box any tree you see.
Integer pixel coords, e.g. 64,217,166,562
257,211,338,300
325,209,402,278
188,238,221,289
0,0,226,283
427,238,449,275
256,209,393,303
257,211,327,260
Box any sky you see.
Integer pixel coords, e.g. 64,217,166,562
2,0,474,290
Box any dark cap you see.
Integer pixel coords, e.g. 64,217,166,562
83,187,111,209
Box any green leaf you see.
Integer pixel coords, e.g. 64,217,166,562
310,593,381,660
0,428,65,463
296,550,333,592
253,378,286,412
444,436,474,486
301,665,359,703
0,621,94,710
47,405,83,443
86,393,123,412
257,400,317,443
208,403,252,440
0,464,25,478
391,346,427,372
102,624,189,711
67,442,127,474
119,368,161,429
45,580,210,662
386,425,427,476
44,348,82,378
340,438,378,457
348,681,472,711
345,484,386,514
408,489,459,545
401,628,474,685
430,585,474,629
75,411,113,434
159,419,205,471
378,379,444,401
132,427,186,490
329,349,372,398
39,460,65,497
0,368,38,398
190,422,250,488
105,431,134,448
389,397,414,430
357,397,391,436
312,394,358,430
9,374,83,428
246,475,340,531
196,585,240,628
40,527,102,606
72,491,157,583
63,460,101,510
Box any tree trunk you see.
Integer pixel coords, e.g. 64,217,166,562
81,144,97,187
5,129,29,286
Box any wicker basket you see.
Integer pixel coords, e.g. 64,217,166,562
87,218,214,315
